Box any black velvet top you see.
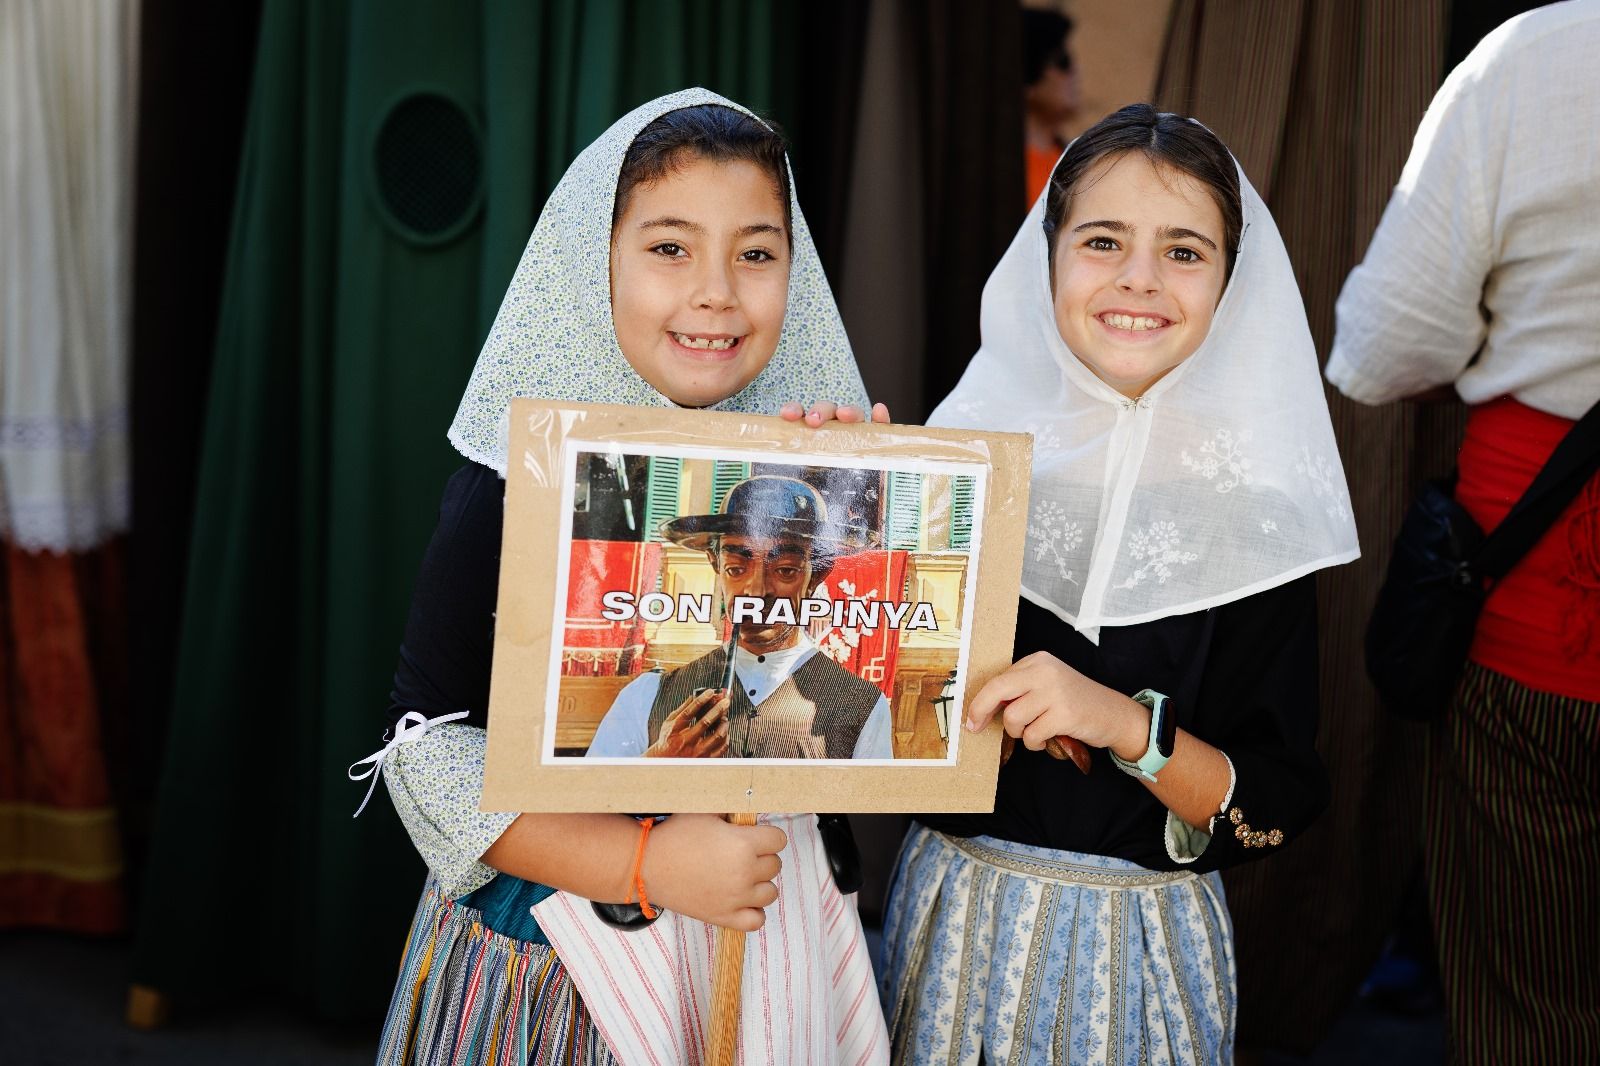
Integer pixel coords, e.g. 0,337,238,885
919,578,1328,874
386,463,503,733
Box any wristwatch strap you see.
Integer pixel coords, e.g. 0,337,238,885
1109,689,1171,782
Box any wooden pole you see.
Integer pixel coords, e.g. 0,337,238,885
705,811,760,1065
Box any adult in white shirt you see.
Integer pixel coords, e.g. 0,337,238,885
1325,2,1600,418
1325,5,1600,1063
587,475,894,760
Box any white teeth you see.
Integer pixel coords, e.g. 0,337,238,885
672,332,738,351
1101,313,1167,331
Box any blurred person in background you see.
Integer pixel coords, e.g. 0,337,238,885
1022,7,1079,207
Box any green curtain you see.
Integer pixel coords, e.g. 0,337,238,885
132,0,795,1022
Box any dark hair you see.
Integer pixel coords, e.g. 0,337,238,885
613,104,792,240
1043,104,1243,278
1021,9,1074,87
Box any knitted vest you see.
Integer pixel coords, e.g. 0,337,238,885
648,647,882,759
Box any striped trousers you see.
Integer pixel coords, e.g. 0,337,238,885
1426,662,1600,1064
377,880,616,1066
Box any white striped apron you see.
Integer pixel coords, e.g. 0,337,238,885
536,813,890,1065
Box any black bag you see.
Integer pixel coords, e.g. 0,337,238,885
1366,397,1600,721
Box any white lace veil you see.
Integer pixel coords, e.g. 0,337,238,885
930,146,1359,640
449,88,869,474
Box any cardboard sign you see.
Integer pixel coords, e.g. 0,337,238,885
481,399,1031,813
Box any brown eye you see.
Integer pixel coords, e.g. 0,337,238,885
1086,236,1118,251
650,242,686,258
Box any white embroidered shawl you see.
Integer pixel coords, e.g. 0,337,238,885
931,154,1360,639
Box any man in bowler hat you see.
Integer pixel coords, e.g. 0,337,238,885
587,476,894,759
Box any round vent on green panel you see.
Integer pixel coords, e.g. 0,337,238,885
368,90,484,247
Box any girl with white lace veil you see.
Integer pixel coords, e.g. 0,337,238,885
364,90,888,1065
878,105,1359,1064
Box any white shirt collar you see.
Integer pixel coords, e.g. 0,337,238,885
731,632,819,706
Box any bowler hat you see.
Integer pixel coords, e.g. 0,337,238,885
659,476,876,554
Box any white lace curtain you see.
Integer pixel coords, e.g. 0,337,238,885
0,0,139,552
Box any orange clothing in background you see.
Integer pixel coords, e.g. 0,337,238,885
1026,143,1060,208
1456,396,1600,701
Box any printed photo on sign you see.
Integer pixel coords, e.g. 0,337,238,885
545,446,984,765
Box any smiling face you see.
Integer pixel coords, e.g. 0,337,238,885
713,532,823,654
609,156,790,407
1050,152,1228,398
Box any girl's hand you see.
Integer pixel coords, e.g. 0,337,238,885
641,814,788,931
966,652,1147,760
779,401,891,426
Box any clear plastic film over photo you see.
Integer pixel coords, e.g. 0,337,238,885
481,398,1032,814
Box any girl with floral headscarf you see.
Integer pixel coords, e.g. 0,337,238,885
364,89,888,1065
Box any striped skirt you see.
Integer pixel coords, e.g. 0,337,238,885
879,825,1235,1065
1425,661,1600,1065
377,880,617,1066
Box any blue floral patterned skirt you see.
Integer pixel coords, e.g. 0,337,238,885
879,825,1235,1065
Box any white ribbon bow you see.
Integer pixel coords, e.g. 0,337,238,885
348,710,470,817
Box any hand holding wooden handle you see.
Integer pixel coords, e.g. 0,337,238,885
706,811,760,1065
1000,734,1092,774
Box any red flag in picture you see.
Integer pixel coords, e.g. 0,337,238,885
562,540,663,676
808,549,910,698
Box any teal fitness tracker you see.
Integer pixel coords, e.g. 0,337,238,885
1110,689,1176,782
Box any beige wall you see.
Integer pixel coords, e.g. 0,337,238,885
1029,0,1175,138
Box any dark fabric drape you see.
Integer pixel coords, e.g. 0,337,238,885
785,2,870,285
1445,0,1549,69
127,0,263,900
835,0,1024,424
914,1,1025,418
131,0,800,1022
1157,1,1452,1053
837,0,927,422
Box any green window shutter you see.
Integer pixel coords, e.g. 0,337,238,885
949,475,975,549
884,471,922,550
711,460,751,513
643,457,683,542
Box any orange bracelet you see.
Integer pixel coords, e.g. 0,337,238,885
624,817,659,919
